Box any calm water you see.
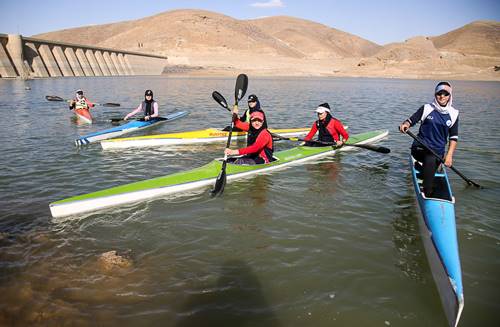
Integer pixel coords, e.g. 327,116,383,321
0,76,499,326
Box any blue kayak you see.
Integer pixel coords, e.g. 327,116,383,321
75,111,188,146
410,155,464,327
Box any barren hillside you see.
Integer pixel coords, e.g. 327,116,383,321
431,20,500,56
33,9,500,80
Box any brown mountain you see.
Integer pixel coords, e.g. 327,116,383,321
431,20,500,56
33,10,499,80
249,16,381,59
34,9,379,58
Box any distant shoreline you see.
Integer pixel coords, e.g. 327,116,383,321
161,64,500,82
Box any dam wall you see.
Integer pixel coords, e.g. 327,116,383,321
0,34,167,79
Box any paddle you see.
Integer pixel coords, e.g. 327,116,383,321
45,95,120,107
108,117,168,123
212,91,230,111
271,133,391,154
210,74,249,196
404,129,481,188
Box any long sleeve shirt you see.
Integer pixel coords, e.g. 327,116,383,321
125,102,159,120
304,118,349,142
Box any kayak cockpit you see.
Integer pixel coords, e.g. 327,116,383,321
412,158,453,202
221,156,280,166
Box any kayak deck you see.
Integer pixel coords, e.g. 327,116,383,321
50,130,388,218
410,156,464,327
75,111,188,146
100,127,311,149
74,108,92,124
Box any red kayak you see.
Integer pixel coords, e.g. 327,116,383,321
74,108,92,124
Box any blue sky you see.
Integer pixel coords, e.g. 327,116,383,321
0,0,498,45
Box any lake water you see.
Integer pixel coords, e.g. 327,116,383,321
0,76,499,326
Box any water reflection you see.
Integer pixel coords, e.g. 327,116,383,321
305,160,341,193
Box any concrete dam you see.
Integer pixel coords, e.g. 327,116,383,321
0,34,168,79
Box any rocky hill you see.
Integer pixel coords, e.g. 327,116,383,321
34,10,500,80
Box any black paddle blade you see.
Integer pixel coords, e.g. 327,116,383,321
102,102,120,107
210,162,227,196
46,95,64,101
352,143,391,154
234,74,248,102
212,91,229,109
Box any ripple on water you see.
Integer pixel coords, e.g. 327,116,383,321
0,77,499,326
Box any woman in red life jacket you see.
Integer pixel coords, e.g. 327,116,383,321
69,89,95,123
224,111,274,165
304,103,349,146
123,90,159,121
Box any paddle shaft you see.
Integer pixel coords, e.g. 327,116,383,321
405,129,481,188
45,95,119,107
211,74,248,196
270,133,390,154
109,116,167,123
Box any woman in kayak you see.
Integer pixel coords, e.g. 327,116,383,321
124,89,159,121
69,89,95,122
240,94,268,126
227,94,268,131
224,111,274,165
399,81,459,197
304,103,349,146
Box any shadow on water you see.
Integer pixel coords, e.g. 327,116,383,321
175,259,280,327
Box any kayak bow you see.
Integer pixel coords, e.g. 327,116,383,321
410,156,464,327
75,111,188,146
74,108,93,124
50,130,388,218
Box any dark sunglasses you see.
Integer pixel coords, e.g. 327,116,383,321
436,91,450,97
248,100,256,103
251,118,263,123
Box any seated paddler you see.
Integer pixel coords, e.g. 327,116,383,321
303,103,349,146
224,111,274,165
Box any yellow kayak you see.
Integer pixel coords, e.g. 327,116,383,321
100,127,310,150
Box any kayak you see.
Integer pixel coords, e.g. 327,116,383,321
75,111,189,146
50,129,388,218
100,127,311,150
74,108,92,124
410,156,464,327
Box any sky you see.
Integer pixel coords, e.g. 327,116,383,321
0,0,498,45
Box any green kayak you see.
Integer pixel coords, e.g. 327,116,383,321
50,130,388,218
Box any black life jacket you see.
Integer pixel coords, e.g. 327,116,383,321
316,113,335,142
246,128,274,162
240,100,268,129
142,100,156,116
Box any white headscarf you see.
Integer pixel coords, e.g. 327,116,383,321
431,83,454,114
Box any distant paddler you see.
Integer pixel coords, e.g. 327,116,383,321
69,89,95,124
241,94,268,126
303,103,349,146
224,111,274,165
124,89,159,121
399,81,459,196
228,94,268,131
